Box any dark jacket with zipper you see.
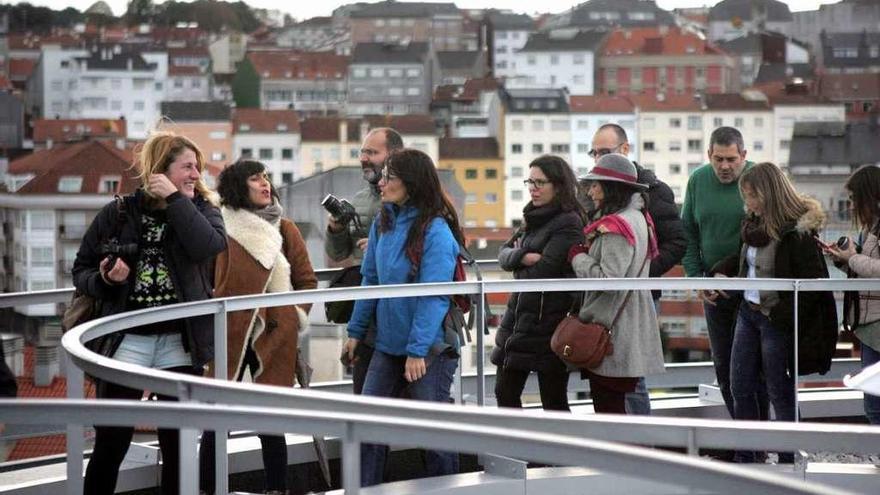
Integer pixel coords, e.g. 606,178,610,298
492,204,584,373
72,189,227,368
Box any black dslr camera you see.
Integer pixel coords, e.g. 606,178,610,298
322,194,361,231
100,238,138,267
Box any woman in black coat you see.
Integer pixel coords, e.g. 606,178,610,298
73,131,226,495
491,155,587,411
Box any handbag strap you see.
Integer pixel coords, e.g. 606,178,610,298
608,252,650,331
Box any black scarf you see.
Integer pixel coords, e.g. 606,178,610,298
741,214,771,248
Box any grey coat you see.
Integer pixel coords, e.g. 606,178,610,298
571,195,665,378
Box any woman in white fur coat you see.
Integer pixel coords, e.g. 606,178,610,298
199,159,317,495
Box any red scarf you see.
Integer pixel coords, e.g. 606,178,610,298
582,212,659,260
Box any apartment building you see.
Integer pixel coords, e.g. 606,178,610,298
818,73,880,121
348,1,468,51
165,47,212,102
597,26,738,98
431,77,501,138
499,88,571,227
159,101,233,169
28,45,168,139
820,31,880,74
232,109,301,184
437,137,504,228
233,50,349,115
542,0,675,32
508,30,605,95
485,11,534,80
707,0,792,43
568,95,639,177
347,42,435,116
792,0,880,65
768,93,846,169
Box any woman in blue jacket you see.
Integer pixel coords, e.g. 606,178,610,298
343,148,463,487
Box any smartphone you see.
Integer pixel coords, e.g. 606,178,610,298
814,235,833,250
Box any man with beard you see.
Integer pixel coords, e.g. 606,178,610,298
325,127,403,395
587,123,686,415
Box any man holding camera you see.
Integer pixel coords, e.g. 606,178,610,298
325,127,403,394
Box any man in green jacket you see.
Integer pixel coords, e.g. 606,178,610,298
681,127,766,435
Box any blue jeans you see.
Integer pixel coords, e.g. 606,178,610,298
731,304,795,463
360,349,459,486
861,343,880,424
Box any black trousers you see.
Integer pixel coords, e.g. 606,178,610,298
199,344,288,493
495,366,570,411
83,365,200,495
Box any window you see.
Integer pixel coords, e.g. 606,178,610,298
511,190,523,201
282,173,293,184
687,139,702,152
485,193,498,203
350,148,360,159
405,68,421,78
155,82,163,91
466,193,477,204
58,176,83,193
780,140,791,150
669,140,681,152
209,131,227,139
387,68,403,78
406,87,421,96
551,144,569,153
353,68,367,78
111,79,121,90
388,87,403,96
734,117,744,128
573,53,585,65
51,80,63,91
550,120,568,131
577,120,589,130
31,247,54,268
754,141,764,151
511,119,523,131
687,116,702,130
643,141,655,151
485,169,498,179
259,148,273,160
134,101,145,111
369,68,384,78
511,166,523,178
713,117,723,127
211,152,225,161
281,148,293,160
532,120,544,131
668,118,681,128
465,169,478,179
670,163,681,175
550,55,559,65
191,78,201,88
577,143,590,153
111,100,122,111
100,177,120,194
241,148,253,158
532,144,544,153
642,117,655,129
511,144,522,154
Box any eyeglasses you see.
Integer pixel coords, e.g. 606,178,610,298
523,178,551,189
588,143,624,159
381,167,399,182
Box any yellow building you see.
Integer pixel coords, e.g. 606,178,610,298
437,137,505,228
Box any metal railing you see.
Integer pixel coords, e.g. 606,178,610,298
3,274,880,494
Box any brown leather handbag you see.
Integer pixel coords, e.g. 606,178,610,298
551,252,649,369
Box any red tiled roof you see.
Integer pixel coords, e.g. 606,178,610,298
602,27,723,57
301,115,435,142
439,137,499,159
818,73,880,101
7,33,81,51
168,46,210,58
169,65,204,76
11,141,139,195
33,119,127,142
247,50,349,81
628,94,704,112
461,77,500,99
703,93,770,110
570,95,635,113
8,58,37,81
233,108,301,134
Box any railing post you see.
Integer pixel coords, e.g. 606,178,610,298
793,280,800,423
213,301,229,495
179,427,199,494
342,421,360,494
475,280,486,406
65,352,85,495
687,427,697,456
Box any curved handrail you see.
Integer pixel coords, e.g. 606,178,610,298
0,399,858,495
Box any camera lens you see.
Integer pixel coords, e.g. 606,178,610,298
836,237,850,250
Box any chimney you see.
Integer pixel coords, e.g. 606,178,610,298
126,57,133,70
1,333,24,377
46,138,53,149
116,138,126,150
34,344,59,387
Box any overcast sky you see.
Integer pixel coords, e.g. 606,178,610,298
18,0,843,22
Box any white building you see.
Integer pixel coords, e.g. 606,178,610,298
499,88,571,227
487,11,534,80
165,47,212,102
232,109,302,185
701,93,775,167
768,95,846,169
568,95,639,178
29,45,167,139
508,30,604,95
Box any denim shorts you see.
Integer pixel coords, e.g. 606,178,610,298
112,332,192,370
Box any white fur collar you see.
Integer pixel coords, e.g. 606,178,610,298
222,206,283,269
